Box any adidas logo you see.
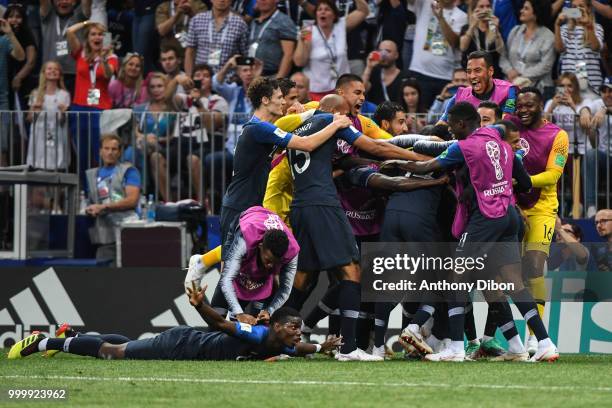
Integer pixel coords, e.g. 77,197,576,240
150,268,221,327
1,268,84,347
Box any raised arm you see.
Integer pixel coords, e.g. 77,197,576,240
346,0,369,32
66,21,87,53
285,114,352,152
0,19,25,61
187,283,239,335
353,136,433,161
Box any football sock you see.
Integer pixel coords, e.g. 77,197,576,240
484,302,501,338
285,287,308,311
401,302,418,329
528,276,547,335
464,301,477,342
374,302,396,347
356,302,374,350
512,288,549,341
339,280,360,354
201,246,222,268
411,303,436,327
303,284,340,329
329,309,340,336
448,302,466,343
43,336,104,357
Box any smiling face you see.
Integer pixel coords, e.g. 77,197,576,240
602,86,612,107
467,57,493,95
54,0,76,16
338,80,365,116
124,56,142,79
6,9,23,31
148,77,167,102
44,62,62,82
516,92,543,128
478,106,497,126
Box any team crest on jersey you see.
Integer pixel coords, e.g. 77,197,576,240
485,141,504,181
519,138,530,156
263,213,283,230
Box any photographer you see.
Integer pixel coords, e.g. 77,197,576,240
460,0,505,78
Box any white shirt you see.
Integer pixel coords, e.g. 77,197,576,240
544,97,592,155
408,0,468,81
589,98,612,155
304,18,350,93
409,0,467,80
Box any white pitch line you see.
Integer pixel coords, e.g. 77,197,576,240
1,375,611,393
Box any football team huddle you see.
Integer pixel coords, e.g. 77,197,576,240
9,51,565,364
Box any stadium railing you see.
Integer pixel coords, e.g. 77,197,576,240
0,110,609,218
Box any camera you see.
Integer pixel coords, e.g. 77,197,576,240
236,56,254,66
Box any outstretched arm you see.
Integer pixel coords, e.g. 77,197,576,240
294,335,344,356
353,136,432,161
187,283,238,336
379,158,443,174
286,115,352,152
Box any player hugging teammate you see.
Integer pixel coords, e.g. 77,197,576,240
10,52,564,364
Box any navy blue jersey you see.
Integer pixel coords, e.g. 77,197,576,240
194,323,296,360
222,116,293,211
288,114,361,208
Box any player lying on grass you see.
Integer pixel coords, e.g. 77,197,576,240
8,283,342,361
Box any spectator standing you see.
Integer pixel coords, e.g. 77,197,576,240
362,40,407,105
499,0,555,93
585,77,612,216
247,0,297,77
555,0,605,91
184,0,249,75
106,0,134,58
407,0,467,110
108,53,149,108
66,20,119,181
544,72,592,156
0,16,24,166
377,0,409,60
26,61,71,170
40,0,92,94
159,44,189,94
293,0,368,100
5,4,37,110
133,0,163,73
156,0,207,54
459,0,504,78
85,133,141,265
133,72,179,202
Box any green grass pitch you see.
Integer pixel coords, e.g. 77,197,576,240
1,351,612,407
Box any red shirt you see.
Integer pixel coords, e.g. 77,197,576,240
72,48,119,109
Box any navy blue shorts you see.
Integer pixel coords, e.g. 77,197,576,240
457,205,521,269
381,209,440,243
219,206,241,261
290,205,359,272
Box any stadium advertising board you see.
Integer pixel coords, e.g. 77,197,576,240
0,267,611,353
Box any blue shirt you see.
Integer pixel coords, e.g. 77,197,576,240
89,165,142,198
222,115,293,211
133,103,177,137
288,113,362,208
0,35,13,109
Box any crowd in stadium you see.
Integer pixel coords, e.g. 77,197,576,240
3,0,612,364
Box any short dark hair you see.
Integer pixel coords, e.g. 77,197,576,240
192,64,213,78
100,133,122,149
315,0,340,23
262,229,289,258
566,223,584,241
526,0,552,27
467,50,494,68
495,119,519,134
448,101,480,123
160,44,181,59
478,101,502,120
277,78,297,97
373,101,405,125
270,307,302,325
517,86,543,102
247,77,280,109
335,74,363,90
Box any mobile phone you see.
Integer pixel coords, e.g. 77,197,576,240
103,32,112,48
193,79,202,89
556,86,566,96
447,85,459,96
562,7,582,19
236,56,254,66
